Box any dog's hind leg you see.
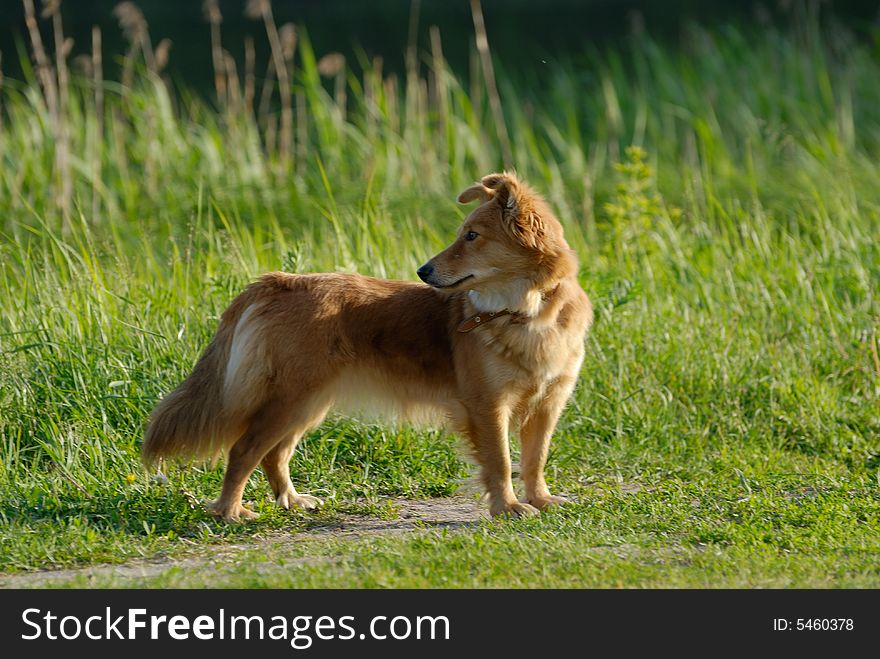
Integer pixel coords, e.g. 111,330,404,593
207,394,323,522
261,430,324,511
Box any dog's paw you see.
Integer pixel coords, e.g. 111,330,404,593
527,494,569,511
490,500,540,518
276,491,323,511
205,499,260,522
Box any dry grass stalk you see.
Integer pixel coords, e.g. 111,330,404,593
279,23,297,62
404,0,421,140
114,2,155,79
244,35,255,115
243,0,269,19
317,53,344,77
469,0,513,168
154,38,172,74
22,0,56,126
318,52,346,117
406,0,421,80
279,22,298,165
223,50,242,112
871,329,880,383
367,56,384,130
247,0,292,167
23,0,67,223
257,58,276,130
429,25,447,126
428,25,449,166
40,0,60,17
49,1,72,224
91,25,103,222
0,52,4,135
468,41,481,114
73,54,92,76
265,111,278,158
384,73,399,135
296,89,307,170
113,1,161,197
202,0,226,107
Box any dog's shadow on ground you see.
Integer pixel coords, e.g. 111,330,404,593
299,497,485,539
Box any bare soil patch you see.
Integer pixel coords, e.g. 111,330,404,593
0,497,484,588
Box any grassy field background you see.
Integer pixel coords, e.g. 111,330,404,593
0,3,878,587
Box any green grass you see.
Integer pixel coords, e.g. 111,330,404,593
1,10,878,587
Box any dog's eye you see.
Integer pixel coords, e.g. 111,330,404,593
465,231,479,241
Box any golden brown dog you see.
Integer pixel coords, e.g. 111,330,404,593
142,172,593,520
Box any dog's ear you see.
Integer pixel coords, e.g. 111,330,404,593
457,172,520,206
457,183,494,204
481,172,545,249
480,172,517,210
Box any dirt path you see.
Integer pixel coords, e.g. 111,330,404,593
0,497,484,588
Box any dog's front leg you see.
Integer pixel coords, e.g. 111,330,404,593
467,409,539,517
520,376,576,510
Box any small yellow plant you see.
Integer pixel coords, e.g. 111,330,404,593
602,145,680,260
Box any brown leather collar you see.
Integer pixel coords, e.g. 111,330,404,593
457,284,560,333
458,309,518,333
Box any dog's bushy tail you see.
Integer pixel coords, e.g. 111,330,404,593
141,282,270,466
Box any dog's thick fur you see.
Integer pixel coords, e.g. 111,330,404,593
142,172,593,520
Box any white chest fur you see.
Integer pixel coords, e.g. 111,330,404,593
468,283,542,316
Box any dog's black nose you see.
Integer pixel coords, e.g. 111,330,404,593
417,263,434,283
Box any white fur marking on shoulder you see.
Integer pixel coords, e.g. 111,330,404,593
224,304,260,399
469,281,542,316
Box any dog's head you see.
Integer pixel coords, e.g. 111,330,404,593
417,172,570,295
